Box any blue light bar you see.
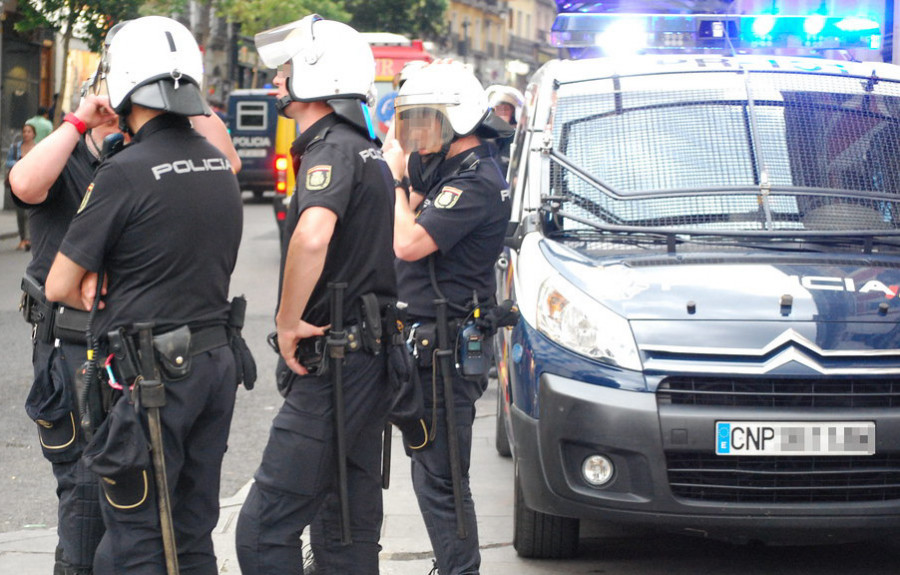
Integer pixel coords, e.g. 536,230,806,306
550,12,884,55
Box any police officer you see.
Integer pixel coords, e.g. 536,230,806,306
383,62,512,575
485,84,524,176
11,92,118,575
44,15,243,575
235,15,397,575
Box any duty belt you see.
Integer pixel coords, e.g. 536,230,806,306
20,275,91,344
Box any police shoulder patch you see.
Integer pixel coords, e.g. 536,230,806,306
77,183,94,214
434,186,463,209
306,165,332,191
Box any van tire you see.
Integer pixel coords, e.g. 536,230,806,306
495,384,512,457
513,464,579,558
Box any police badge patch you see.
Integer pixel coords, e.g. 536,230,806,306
306,165,332,191
434,186,463,209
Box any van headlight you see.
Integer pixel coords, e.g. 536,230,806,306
536,274,642,371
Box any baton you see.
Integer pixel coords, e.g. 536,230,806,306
435,299,468,539
135,322,180,575
327,282,352,545
382,422,392,489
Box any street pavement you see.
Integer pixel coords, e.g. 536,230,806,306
0,202,536,574
0,385,529,574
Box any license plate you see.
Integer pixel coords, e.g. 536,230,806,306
715,421,875,456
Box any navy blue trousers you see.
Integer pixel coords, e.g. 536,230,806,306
236,351,390,575
92,346,237,575
31,339,105,571
410,363,487,575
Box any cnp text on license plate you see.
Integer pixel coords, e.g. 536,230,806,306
716,421,875,456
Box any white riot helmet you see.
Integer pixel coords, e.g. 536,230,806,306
393,62,488,154
486,84,524,125
105,16,209,116
255,15,375,104
395,60,429,90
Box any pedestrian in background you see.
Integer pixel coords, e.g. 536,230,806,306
7,119,38,250
28,105,54,142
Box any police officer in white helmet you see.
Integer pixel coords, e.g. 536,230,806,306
236,15,397,575
45,15,245,575
384,61,513,575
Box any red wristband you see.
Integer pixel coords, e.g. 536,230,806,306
63,113,87,135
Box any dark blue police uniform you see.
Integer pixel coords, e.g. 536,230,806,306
236,113,397,575
15,137,104,575
58,113,243,575
395,143,510,575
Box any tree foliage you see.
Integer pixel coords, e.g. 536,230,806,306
140,0,350,38
18,0,142,53
344,0,447,40
17,0,142,123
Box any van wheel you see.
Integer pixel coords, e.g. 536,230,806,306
513,464,579,558
495,384,512,457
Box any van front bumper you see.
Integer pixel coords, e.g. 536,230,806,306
511,372,900,543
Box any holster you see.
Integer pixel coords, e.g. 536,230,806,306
21,275,55,344
359,293,384,355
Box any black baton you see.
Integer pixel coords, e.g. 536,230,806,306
435,299,468,539
135,322,180,575
382,422,392,489
327,282,352,545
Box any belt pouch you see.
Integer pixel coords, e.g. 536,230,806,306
53,306,90,344
413,323,437,368
360,293,383,354
152,326,192,381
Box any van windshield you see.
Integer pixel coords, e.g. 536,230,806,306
552,70,900,233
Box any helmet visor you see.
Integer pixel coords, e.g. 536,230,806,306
394,105,455,155
254,14,322,68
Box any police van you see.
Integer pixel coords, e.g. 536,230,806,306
227,89,297,237
495,6,900,558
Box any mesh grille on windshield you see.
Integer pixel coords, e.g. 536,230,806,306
550,70,900,233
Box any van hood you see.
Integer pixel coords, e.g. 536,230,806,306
541,240,900,355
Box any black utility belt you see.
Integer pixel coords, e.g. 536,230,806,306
21,296,91,345
107,324,230,385
296,324,366,372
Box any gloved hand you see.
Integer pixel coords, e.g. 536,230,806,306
476,299,520,337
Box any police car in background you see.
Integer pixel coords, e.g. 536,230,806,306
494,3,900,558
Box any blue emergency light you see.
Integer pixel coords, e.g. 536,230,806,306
550,12,883,55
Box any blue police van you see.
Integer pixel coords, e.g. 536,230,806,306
495,7,900,558
227,89,279,199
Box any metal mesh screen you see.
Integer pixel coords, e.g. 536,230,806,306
550,70,900,233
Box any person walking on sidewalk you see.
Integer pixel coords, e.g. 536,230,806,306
44,16,244,575
383,61,512,575
236,14,397,575
7,120,38,250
